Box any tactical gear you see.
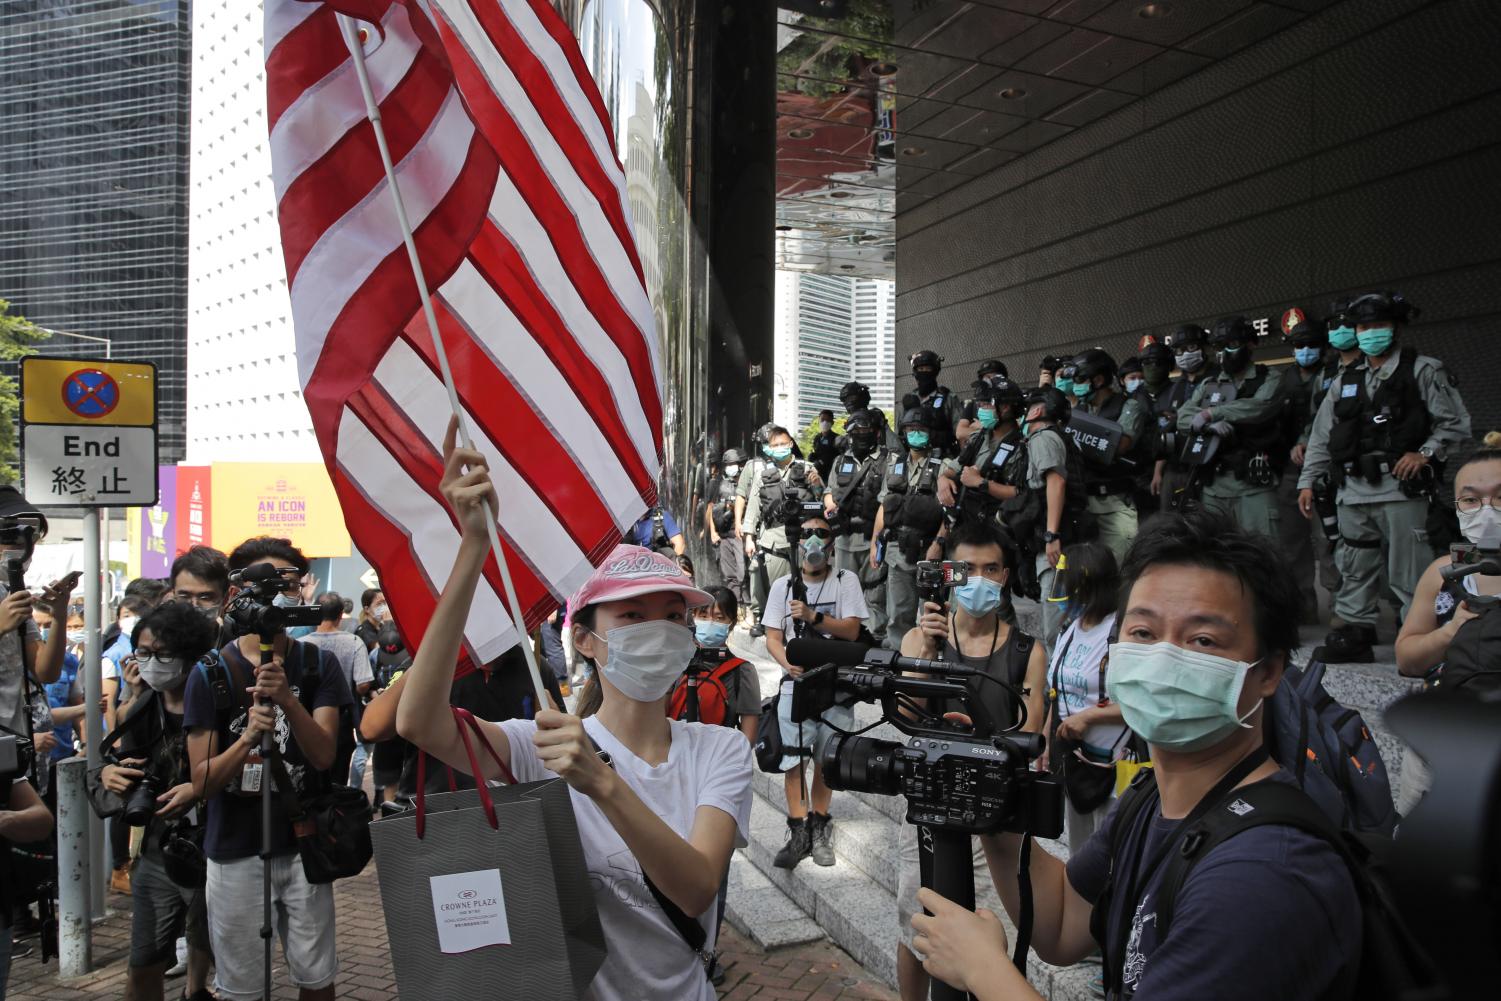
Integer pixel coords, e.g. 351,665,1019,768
983,377,1026,413
829,448,884,538
757,459,819,532
955,427,1028,527
977,359,1007,378
1081,389,1148,497
1288,319,1328,348
708,475,738,534
1069,348,1117,387
1326,348,1430,487
1347,291,1419,326
1193,365,1285,486
910,349,943,371
899,386,957,455
720,447,747,467
882,453,946,564
839,381,872,412
1167,324,1208,349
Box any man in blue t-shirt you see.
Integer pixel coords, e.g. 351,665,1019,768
908,511,1361,1001
629,506,686,556
184,537,351,1001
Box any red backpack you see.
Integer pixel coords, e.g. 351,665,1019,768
667,655,747,727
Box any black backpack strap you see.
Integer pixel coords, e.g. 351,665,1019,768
1091,766,1160,994
1152,780,1336,944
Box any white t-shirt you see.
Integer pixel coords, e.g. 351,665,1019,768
495,714,753,1001
1049,613,1129,761
760,569,868,638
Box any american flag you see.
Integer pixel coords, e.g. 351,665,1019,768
264,0,661,666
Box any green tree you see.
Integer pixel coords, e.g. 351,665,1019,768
796,408,893,457
0,300,51,485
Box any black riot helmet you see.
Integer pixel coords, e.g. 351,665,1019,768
1118,356,1144,378
839,380,871,413
899,406,931,430
1024,385,1072,427
1347,291,1419,326
1210,316,1258,348
1069,348,1117,390
844,409,880,455
977,359,1008,381
1140,341,1174,376
720,447,747,467
1287,320,1328,349
910,350,943,394
979,377,1026,421
1166,324,1207,350
753,422,776,447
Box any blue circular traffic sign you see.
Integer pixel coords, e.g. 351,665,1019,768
62,368,120,419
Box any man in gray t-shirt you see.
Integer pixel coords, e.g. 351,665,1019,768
301,593,374,785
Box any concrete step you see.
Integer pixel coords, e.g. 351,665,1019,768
722,850,825,950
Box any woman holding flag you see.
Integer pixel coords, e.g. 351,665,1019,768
397,420,754,1001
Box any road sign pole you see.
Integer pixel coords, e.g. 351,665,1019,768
83,507,105,924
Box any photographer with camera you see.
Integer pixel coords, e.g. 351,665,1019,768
764,512,867,870
183,537,352,1001
398,421,753,1001
894,519,1047,1001
1392,433,1501,813
740,426,825,639
94,601,220,1001
910,511,1361,1001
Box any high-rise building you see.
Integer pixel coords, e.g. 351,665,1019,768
852,278,895,415
186,0,314,464
774,270,855,434
0,0,192,462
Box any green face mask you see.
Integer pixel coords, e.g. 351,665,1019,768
767,445,793,462
1327,324,1357,351
1054,377,1076,398
1105,641,1264,752
906,430,930,450
976,407,998,430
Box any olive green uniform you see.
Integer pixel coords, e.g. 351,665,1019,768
1176,364,1287,540
1080,391,1149,564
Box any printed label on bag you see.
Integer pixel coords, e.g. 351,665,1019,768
240,762,262,793
430,869,511,953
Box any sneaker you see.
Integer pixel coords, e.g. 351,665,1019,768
772,817,811,870
1317,624,1376,664
809,812,835,867
707,952,726,987
166,958,188,977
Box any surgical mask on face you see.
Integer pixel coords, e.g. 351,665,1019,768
1327,324,1357,351
140,655,190,692
1123,377,1143,395
118,615,139,637
906,430,930,451
801,535,829,570
592,619,697,702
767,445,793,463
1459,504,1501,550
1217,346,1249,375
819,421,832,434
976,407,998,430
1174,349,1204,373
1106,641,1264,753
1357,326,1395,357
954,576,1005,618
372,602,389,621
694,619,731,648
724,464,740,479
1053,377,1076,398
66,629,87,647
1294,346,1323,368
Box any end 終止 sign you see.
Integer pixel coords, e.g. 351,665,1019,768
20,357,158,507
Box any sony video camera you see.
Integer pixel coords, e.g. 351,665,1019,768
784,637,1062,838
224,563,322,638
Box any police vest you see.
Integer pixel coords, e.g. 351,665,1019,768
1327,348,1431,465
881,453,945,538
958,428,1028,524
708,477,737,533
1311,356,1352,415
1023,427,1092,545
830,448,884,536
757,460,818,531
1198,364,1285,458
811,431,840,479
901,387,958,455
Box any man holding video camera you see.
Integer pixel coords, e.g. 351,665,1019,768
95,600,220,1001
909,511,1360,1001
184,537,352,1001
763,512,867,870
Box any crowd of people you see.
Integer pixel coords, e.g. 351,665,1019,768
0,288,1490,1001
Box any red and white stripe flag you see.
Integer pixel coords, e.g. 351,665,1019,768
264,0,661,666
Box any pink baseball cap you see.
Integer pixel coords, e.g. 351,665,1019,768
570,544,713,611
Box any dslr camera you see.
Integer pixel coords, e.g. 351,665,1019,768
224,563,322,638
785,637,1062,839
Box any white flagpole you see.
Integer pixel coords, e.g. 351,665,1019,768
337,14,549,706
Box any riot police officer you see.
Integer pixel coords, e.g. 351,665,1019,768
823,409,890,644
901,350,964,457
1117,354,1162,514
1175,316,1288,539
869,408,948,649
1279,314,1339,621
741,425,825,638
735,421,780,627
1299,292,1471,662
941,378,1030,534
1151,324,1215,511
810,409,840,483
955,359,1011,440
841,380,901,451
1059,348,1149,564
1019,385,1092,650
706,448,748,607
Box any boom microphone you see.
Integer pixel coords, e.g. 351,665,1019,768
784,637,975,675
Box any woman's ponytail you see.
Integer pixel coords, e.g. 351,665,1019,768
571,604,602,718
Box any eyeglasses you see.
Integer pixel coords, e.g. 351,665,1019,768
1456,495,1501,515
803,528,832,540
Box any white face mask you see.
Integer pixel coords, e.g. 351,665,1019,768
118,614,139,637
591,619,697,702
139,655,190,692
1459,505,1501,550
66,629,87,647
725,464,740,479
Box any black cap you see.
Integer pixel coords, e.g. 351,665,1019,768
1288,321,1327,348
1347,291,1419,325
910,350,943,371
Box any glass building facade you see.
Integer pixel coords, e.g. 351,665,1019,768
0,0,191,462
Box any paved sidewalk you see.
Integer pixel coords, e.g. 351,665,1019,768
8,863,895,1001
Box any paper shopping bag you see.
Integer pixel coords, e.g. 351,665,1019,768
372,710,605,999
